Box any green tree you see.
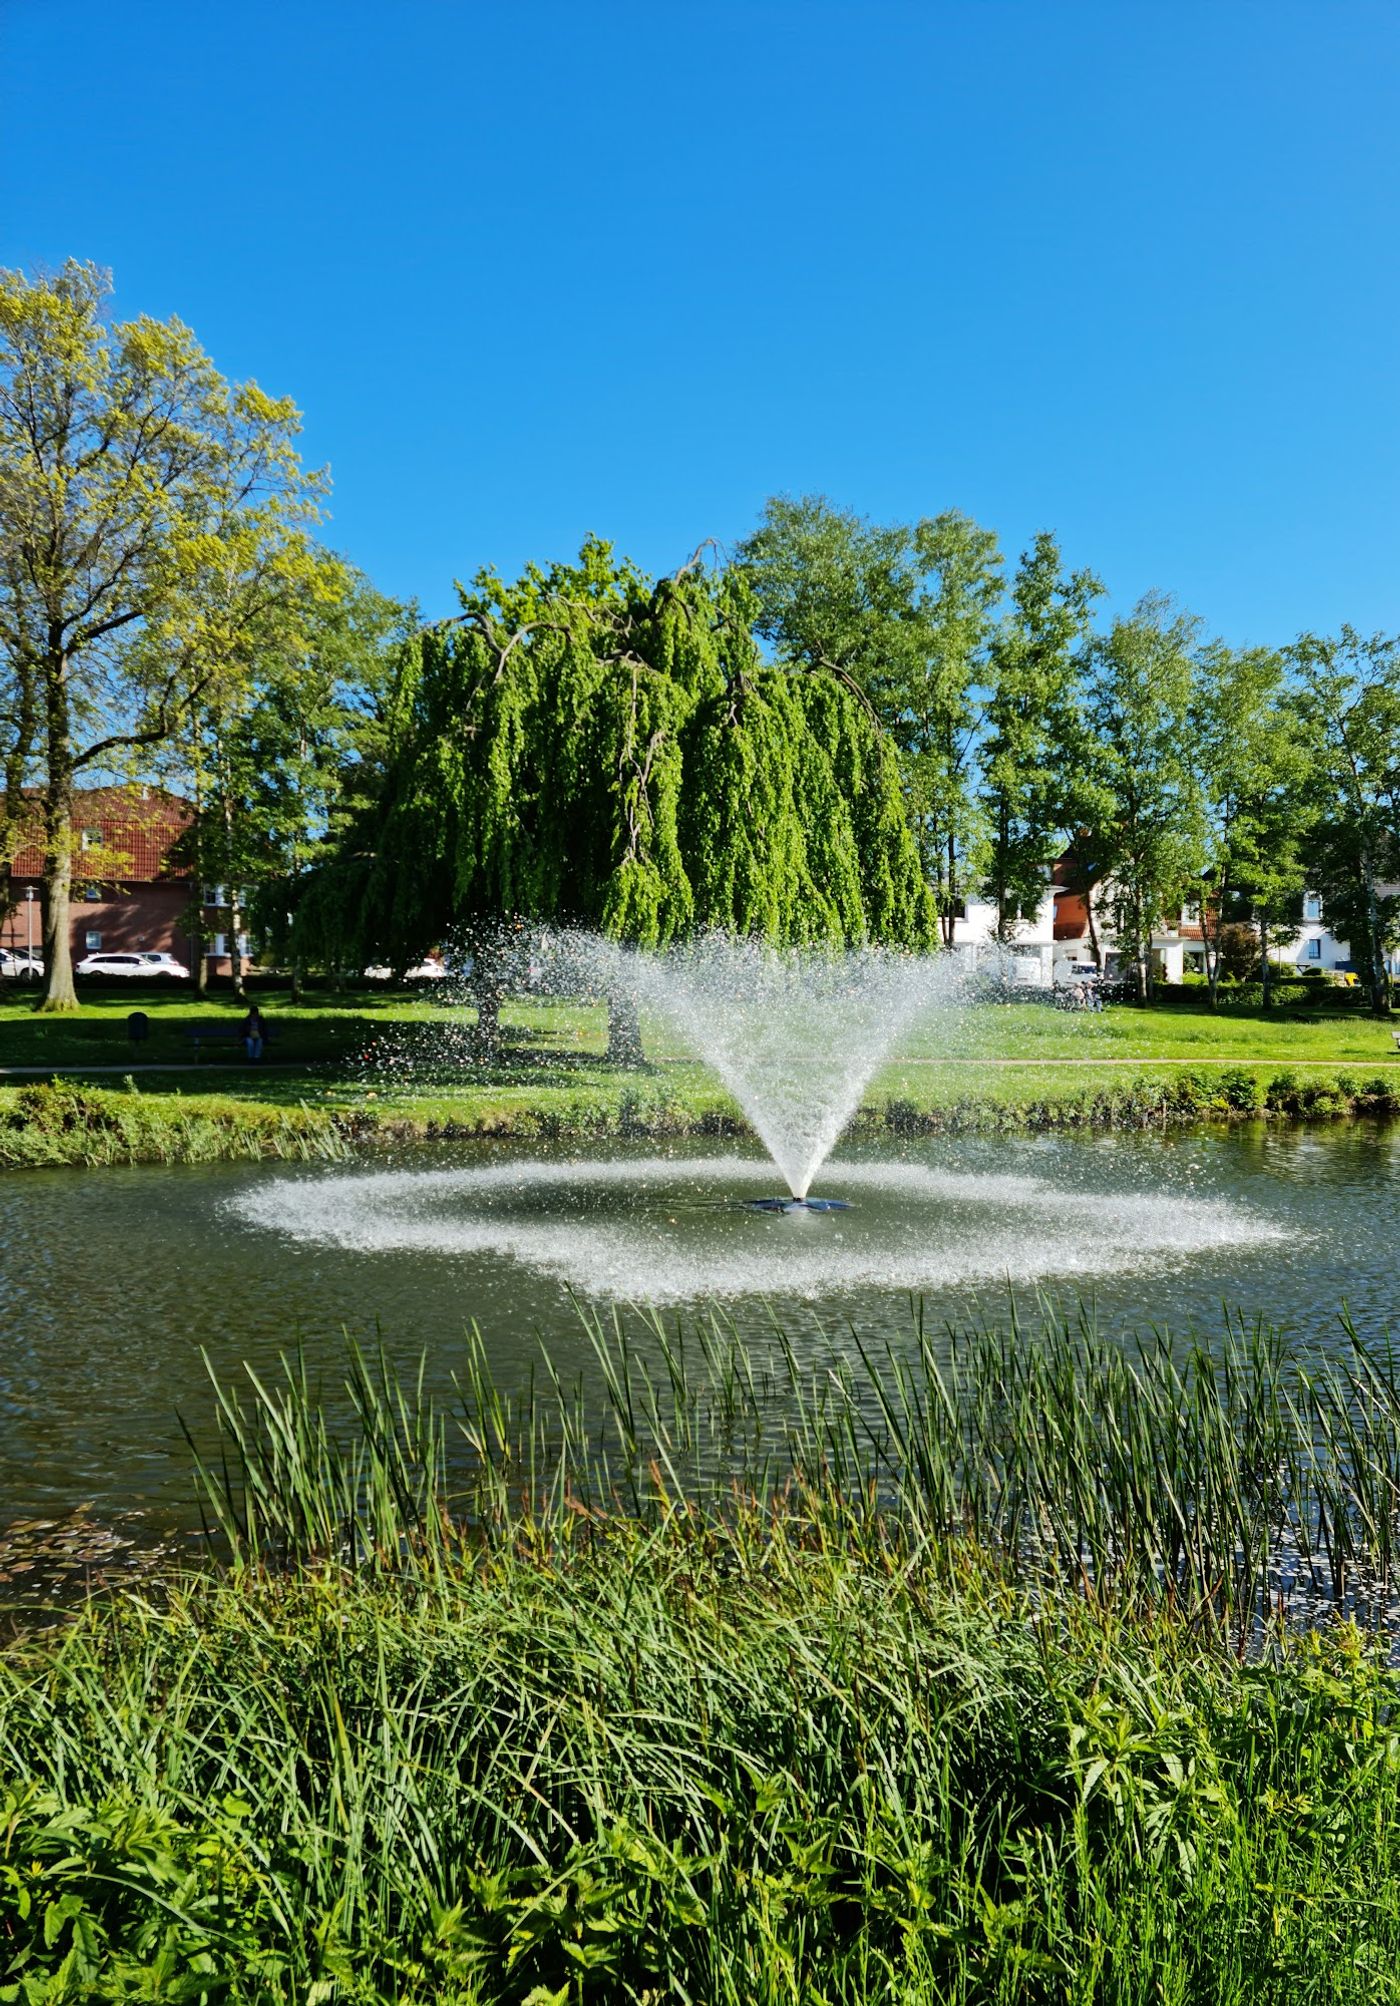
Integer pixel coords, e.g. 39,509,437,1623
298,541,932,1054
1289,628,1400,1015
980,532,1101,942
895,512,1003,945
1189,644,1311,1008
181,566,410,998
0,261,324,1010
740,497,1002,943
1082,595,1205,1002
738,493,916,696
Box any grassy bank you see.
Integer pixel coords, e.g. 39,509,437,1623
3,989,1398,1169
0,1078,348,1167
6,1317,1400,2000
3,1062,1400,1168
3,987,1398,1074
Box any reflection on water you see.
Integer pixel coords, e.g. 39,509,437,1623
0,1123,1396,1524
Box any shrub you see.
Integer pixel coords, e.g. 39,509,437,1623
1215,1067,1266,1112
6,1078,124,1134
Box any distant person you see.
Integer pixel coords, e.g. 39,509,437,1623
242,1002,266,1061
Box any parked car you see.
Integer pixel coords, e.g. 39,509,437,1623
76,951,188,978
0,948,43,980
362,958,449,980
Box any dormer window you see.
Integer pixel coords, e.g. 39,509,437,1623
80,827,102,851
1304,893,1322,922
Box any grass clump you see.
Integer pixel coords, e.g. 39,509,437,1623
0,1078,347,1168
7,1314,1400,1998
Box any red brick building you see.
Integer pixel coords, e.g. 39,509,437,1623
1,787,204,969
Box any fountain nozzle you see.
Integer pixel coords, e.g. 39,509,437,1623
744,1196,853,1214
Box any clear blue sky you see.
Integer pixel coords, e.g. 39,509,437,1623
3,0,1397,642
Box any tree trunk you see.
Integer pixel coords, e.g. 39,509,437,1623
1133,902,1150,1005
1258,907,1273,1009
227,894,246,1000
606,988,644,1066
218,753,246,1002
38,660,78,1013
471,954,503,1061
1361,852,1389,1017
1085,879,1103,970
1204,885,1222,1010
191,756,209,995
38,821,78,1011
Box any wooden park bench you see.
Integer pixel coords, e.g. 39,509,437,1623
182,1022,279,1061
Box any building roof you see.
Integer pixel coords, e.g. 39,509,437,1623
12,788,193,882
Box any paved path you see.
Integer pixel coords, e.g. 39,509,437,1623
2,1055,1395,1079
0,1061,322,1077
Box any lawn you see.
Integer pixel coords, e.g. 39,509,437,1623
2,987,1397,1164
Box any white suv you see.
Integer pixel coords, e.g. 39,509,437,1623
76,951,189,978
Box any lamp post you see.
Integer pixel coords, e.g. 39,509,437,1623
24,886,35,964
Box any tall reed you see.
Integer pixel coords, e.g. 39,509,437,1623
192,1306,1400,1638
6,1306,1400,2001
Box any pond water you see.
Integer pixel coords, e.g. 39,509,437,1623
0,1122,1397,1527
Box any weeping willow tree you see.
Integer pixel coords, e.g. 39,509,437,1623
293,539,933,1055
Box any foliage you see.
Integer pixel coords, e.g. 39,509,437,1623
1289,627,1400,1016
980,532,1101,938
1080,595,1205,998
0,261,327,1011
9,1321,1400,1998
294,540,933,982
1190,644,1311,1006
0,1078,345,1167
740,496,1004,943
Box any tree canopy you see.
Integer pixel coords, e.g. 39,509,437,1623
292,539,934,994
0,260,326,1009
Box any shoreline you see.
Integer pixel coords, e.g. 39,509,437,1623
3,1064,1399,1169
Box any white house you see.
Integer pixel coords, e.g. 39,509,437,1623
946,874,1397,989
947,883,1188,987
1266,888,1400,980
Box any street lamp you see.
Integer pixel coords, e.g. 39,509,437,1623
24,886,35,964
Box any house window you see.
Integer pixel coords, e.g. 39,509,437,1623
79,828,102,851
1182,900,1201,925
1307,938,1322,960
1304,893,1322,922
211,933,226,957
84,931,102,951
203,885,226,907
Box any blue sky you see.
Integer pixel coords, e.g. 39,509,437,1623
3,0,1397,642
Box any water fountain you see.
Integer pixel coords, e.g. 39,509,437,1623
604,933,967,1207
225,930,1288,1307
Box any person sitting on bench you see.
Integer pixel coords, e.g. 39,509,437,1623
242,1003,267,1062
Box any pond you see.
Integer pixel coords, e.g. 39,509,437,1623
0,1121,1397,1528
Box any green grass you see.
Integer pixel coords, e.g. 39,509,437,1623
3,989,1399,1166
2,987,1397,1073
4,1063,1400,1167
7,1312,1400,2000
